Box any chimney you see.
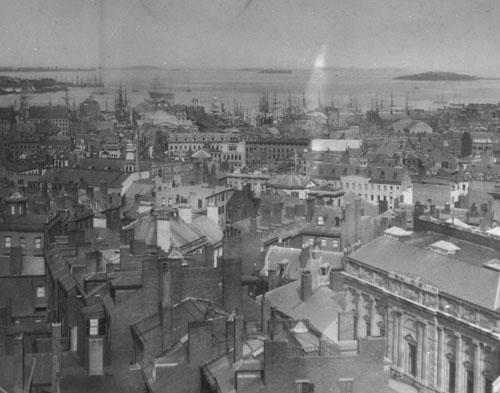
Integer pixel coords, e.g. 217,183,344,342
160,260,173,352
10,247,23,275
178,205,192,224
222,226,242,313
51,322,61,359
13,334,24,393
100,181,108,195
261,296,271,334
299,241,310,268
130,240,147,256
86,186,94,199
306,198,314,223
156,211,171,253
329,269,344,292
267,270,279,291
233,315,245,364
300,270,312,302
120,228,134,245
85,251,102,273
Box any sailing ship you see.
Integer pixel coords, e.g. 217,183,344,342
148,77,175,107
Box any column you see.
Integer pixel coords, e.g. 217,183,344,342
397,312,404,369
392,310,398,363
456,333,463,393
416,321,422,379
437,326,445,390
370,296,377,337
385,305,390,358
357,293,365,338
473,340,481,393
421,322,428,382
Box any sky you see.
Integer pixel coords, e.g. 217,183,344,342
2,0,500,75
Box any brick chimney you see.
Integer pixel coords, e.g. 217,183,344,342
261,296,271,334
222,226,242,313
233,315,245,364
52,322,61,359
299,241,310,268
300,270,312,302
10,247,23,275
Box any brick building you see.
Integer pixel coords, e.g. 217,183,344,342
309,163,413,209
27,105,70,134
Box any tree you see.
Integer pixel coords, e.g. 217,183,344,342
461,131,472,158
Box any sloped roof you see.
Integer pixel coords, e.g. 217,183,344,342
262,280,344,342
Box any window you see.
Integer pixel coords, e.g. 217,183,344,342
332,239,339,249
4,236,11,248
308,238,314,246
20,237,26,249
34,237,41,249
10,206,15,215
408,342,417,377
317,216,324,225
36,287,45,298
321,239,326,248
89,318,99,336
86,318,106,337
296,381,314,393
339,379,353,393
161,197,166,206
198,199,202,209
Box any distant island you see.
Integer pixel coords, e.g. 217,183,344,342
395,72,478,81
0,66,97,72
121,65,169,71
258,68,293,74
